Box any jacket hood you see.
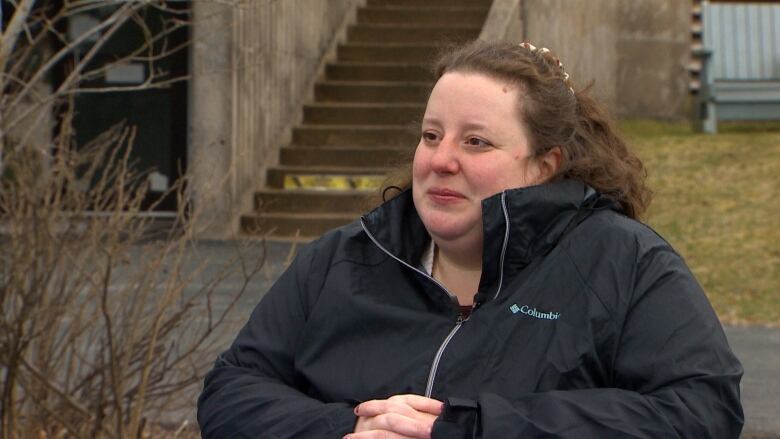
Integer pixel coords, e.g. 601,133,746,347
360,179,618,304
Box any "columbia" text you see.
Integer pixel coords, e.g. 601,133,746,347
510,304,560,320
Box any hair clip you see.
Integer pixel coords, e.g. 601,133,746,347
519,42,575,95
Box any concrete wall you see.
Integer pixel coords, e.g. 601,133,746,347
615,0,691,118
188,0,363,238
499,0,691,119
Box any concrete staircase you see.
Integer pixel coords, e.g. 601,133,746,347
242,0,492,239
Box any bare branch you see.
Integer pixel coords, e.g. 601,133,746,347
5,2,141,118
0,0,38,74
17,357,95,423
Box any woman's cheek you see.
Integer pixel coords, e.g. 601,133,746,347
412,148,431,180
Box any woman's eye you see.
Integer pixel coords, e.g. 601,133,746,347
466,137,492,148
421,132,439,142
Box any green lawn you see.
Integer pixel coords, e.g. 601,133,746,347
622,120,780,326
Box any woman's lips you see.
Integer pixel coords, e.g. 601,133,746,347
428,188,465,204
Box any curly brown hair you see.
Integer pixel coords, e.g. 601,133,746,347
380,40,652,219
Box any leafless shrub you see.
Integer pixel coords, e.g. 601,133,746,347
1,121,263,438
1,2,263,438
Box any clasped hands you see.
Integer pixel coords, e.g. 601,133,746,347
343,394,443,439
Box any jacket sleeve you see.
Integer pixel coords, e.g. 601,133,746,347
432,246,744,438
197,241,357,438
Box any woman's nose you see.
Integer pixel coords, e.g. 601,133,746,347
430,137,459,174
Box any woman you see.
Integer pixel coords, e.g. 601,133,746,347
198,41,743,438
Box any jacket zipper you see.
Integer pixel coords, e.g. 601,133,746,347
359,219,456,300
360,220,462,398
359,201,510,398
424,313,467,397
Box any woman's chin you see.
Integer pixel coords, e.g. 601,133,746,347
415,201,482,243
423,219,479,243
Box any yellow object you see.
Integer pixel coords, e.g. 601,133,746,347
284,174,384,191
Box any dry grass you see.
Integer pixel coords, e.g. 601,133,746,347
622,120,780,326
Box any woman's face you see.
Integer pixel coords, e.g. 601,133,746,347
412,72,545,248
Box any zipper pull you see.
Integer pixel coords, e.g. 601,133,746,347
456,308,471,323
457,301,478,322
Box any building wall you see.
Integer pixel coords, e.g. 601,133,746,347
189,0,363,238
189,0,690,237
616,0,691,118
522,0,691,119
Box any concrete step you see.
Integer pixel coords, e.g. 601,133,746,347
325,63,432,82
241,212,360,239
338,43,440,63
347,24,480,44
246,0,490,239
367,0,493,7
254,189,370,213
302,103,425,125
266,165,392,189
357,7,488,26
280,146,412,167
292,125,418,146
315,81,431,103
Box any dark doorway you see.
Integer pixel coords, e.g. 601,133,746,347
53,2,190,212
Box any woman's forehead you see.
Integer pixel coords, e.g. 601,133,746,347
432,72,518,98
425,72,523,126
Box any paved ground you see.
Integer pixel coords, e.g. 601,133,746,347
175,240,778,437
725,326,780,438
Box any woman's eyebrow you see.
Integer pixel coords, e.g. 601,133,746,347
422,118,491,132
421,116,442,126
461,122,490,131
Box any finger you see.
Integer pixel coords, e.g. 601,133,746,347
344,430,417,439
356,399,418,418
366,413,433,439
390,395,444,415
355,413,437,436
356,396,443,418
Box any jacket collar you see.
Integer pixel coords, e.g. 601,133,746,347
360,179,616,303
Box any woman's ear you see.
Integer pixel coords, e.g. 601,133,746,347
537,147,562,182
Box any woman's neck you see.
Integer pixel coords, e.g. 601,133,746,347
432,243,482,306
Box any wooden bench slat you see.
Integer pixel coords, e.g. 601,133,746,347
712,82,780,103
716,104,780,121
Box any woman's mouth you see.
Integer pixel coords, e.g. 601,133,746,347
428,188,466,204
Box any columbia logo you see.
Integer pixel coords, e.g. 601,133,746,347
510,304,560,320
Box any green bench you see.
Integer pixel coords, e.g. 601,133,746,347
698,2,780,133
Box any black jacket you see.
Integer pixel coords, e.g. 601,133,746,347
198,180,743,438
